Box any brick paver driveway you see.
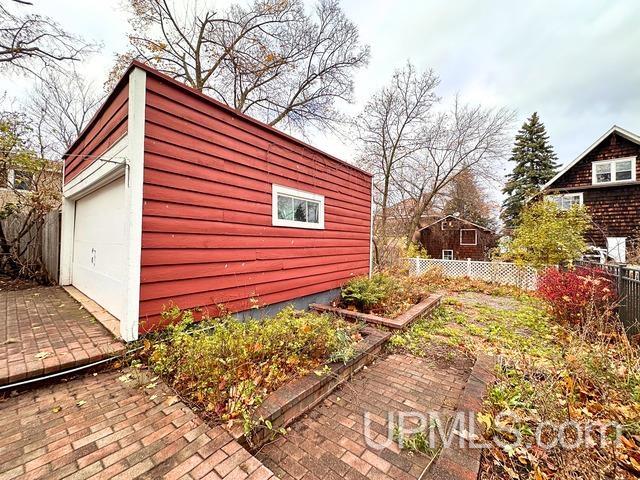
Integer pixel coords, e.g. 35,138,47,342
257,353,472,480
0,368,277,480
0,286,124,386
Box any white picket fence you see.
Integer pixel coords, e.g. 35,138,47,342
408,257,539,291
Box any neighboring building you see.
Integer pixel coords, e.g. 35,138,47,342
59,61,372,341
417,215,498,260
0,162,62,206
541,125,640,263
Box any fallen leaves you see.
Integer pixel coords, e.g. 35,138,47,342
34,351,50,360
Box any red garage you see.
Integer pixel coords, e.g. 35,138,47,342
59,61,372,341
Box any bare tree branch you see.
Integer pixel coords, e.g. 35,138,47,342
24,69,104,159
108,0,369,134
354,62,513,267
0,1,97,78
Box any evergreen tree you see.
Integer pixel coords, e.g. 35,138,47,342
501,112,559,227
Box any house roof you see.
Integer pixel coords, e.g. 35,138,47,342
63,60,372,178
541,125,640,191
417,214,495,233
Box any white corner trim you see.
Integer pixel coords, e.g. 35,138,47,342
460,229,478,246
271,184,325,229
123,67,146,342
369,176,374,278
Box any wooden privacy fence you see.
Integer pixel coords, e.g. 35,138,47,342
575,260,640,337
0,210,61,283
408,257,539,290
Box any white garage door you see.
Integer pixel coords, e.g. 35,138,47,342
72,177,127,321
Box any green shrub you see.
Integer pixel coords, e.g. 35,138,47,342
340,273,394,311
405,242,429,259
145,306,360,424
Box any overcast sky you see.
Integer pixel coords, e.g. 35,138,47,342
4,0,640,183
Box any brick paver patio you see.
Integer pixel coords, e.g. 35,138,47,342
257,352,472,480
0,286,125,386
0,368,278,480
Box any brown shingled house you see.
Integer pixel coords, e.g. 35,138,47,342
541,125,640,263
418,215,498,260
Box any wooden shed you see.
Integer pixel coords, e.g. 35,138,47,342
59,62,372,341
418,215,497,261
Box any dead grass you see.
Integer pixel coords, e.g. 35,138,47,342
391,284,640,480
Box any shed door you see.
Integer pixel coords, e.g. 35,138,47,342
72,177,127,321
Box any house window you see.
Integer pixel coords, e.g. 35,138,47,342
441,219,454,230
442,249,453,260
272,184,324,229
1,168,35,191
546,192,583,211
592,157,636,185
460,229,477,246
13,170,33,191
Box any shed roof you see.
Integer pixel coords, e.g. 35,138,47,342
63,60,372,178
418,214,495,233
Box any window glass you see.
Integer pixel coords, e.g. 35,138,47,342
277,195,294,220
615,160,632,181
561,195,580,210
307,202,319,223
13,170,33,191
442,250,453,260
595,162,611,183
293,198,306,222
460,229,477,245
276,192,321,226
547,194,581,211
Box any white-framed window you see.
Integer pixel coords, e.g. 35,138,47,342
0,168,34,192
592,157,636,185
272,184,325,229
442,249,453,260
460,229,477,246
546,192,583,211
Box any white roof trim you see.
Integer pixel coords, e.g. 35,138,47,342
541,125,640,191
418,214,495,233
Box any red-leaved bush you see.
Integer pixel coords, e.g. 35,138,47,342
536,267,618,328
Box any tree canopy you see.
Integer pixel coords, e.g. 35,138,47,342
110,0,369,134
502,200,591,268
442,169,497,229
501,112,559,228
0,0,95,78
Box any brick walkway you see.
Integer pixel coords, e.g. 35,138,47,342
0,287,124,386
257,352,472,480
0,368,278,480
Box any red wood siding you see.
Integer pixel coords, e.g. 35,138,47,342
419,218,496,261
546,132,640,246
139,74,372,332
63,84,128,184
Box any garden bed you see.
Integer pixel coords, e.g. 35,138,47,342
225,326,390,449
139,306,366,439
310,293,442,329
